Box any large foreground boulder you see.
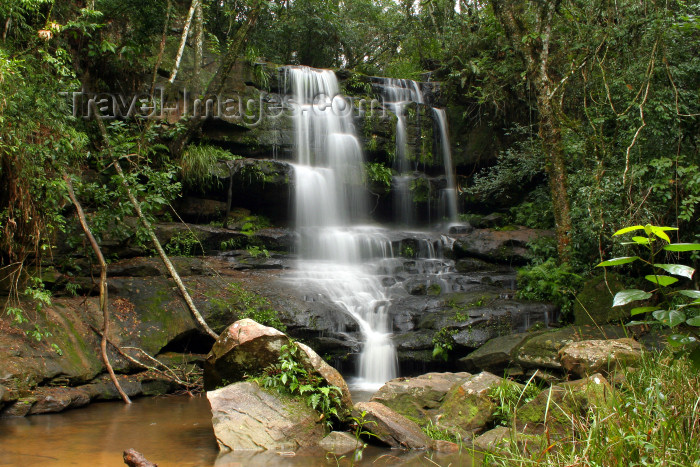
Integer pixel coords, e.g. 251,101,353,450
204,319,352,410
207,381,326,452
204,319,288,390
354,401,431,450
370,372,470,424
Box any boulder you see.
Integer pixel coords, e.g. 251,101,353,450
203,320,353,413
515,325,631,371
516,374,610,435
353,401,431,449
207,381,326,452
318,431,363,455
28,387,91,415
296,342,353,411
558,338,642,378
370,372,470,424
204,319,288,390
472,426,544,456
433,371,503,438
2,397,36,417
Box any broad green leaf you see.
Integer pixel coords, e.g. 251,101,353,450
664,243,700,252
653,309,686,327
630,306,659,316
686,316,700,327
644,275,679,287
613,289,652,307
679,290,700,299
631,236,651,245
596,256,640,267
649,225,677,243
653,264,695,279
613,225,644,236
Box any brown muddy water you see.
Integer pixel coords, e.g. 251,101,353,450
0,395,480,466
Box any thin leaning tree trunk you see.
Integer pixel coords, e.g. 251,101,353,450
169,0,199,84
63,174,131,404
92,102,218,340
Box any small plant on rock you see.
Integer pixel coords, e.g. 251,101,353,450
259,340,344,429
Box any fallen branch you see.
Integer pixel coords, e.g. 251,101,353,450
63,174,131,405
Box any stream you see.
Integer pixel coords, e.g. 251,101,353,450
0,395,480,466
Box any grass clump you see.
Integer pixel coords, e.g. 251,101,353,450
484,351,700,466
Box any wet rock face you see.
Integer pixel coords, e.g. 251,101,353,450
207,381,326,452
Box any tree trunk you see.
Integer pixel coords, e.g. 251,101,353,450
491,0,572,262
63,174,131,404
169,0,199,84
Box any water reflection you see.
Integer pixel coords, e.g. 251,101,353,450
0,396,481,466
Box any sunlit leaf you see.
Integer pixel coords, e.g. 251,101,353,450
686,316,700,327
613,225,645,236
630,306,659,316
653,264,695,279
644,275,678,287
596,256,639,267
649,225,677,243
613,289,652,307
653,309,686,327
631,236,651,245
664,243,700,252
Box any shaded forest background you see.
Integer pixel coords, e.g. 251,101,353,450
1,0,698,314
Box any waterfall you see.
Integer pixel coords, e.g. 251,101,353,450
380,79,459,225
285,66,398,389
433,108,459,223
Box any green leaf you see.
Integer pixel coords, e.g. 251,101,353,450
679,290,700,299
596,256,640,267
630,306,659,316
689,347,700,371
664,243,700,252
654,264,695,279
613,289,652,307
686,316,700,327
626,320,656,326
649,225,677,243
644,275,679,287
613,225,645,236
653,309,686,327
668,334,696,347
631,236,651,245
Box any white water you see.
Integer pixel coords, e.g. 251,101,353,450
380,79,459,225
433,108,459,223
286,66,398,390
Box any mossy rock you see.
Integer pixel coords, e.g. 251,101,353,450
573,274,632,326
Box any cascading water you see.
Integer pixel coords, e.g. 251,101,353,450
379,78,460,225
381,79,424,226
433,108,459,223
285,66,398,389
